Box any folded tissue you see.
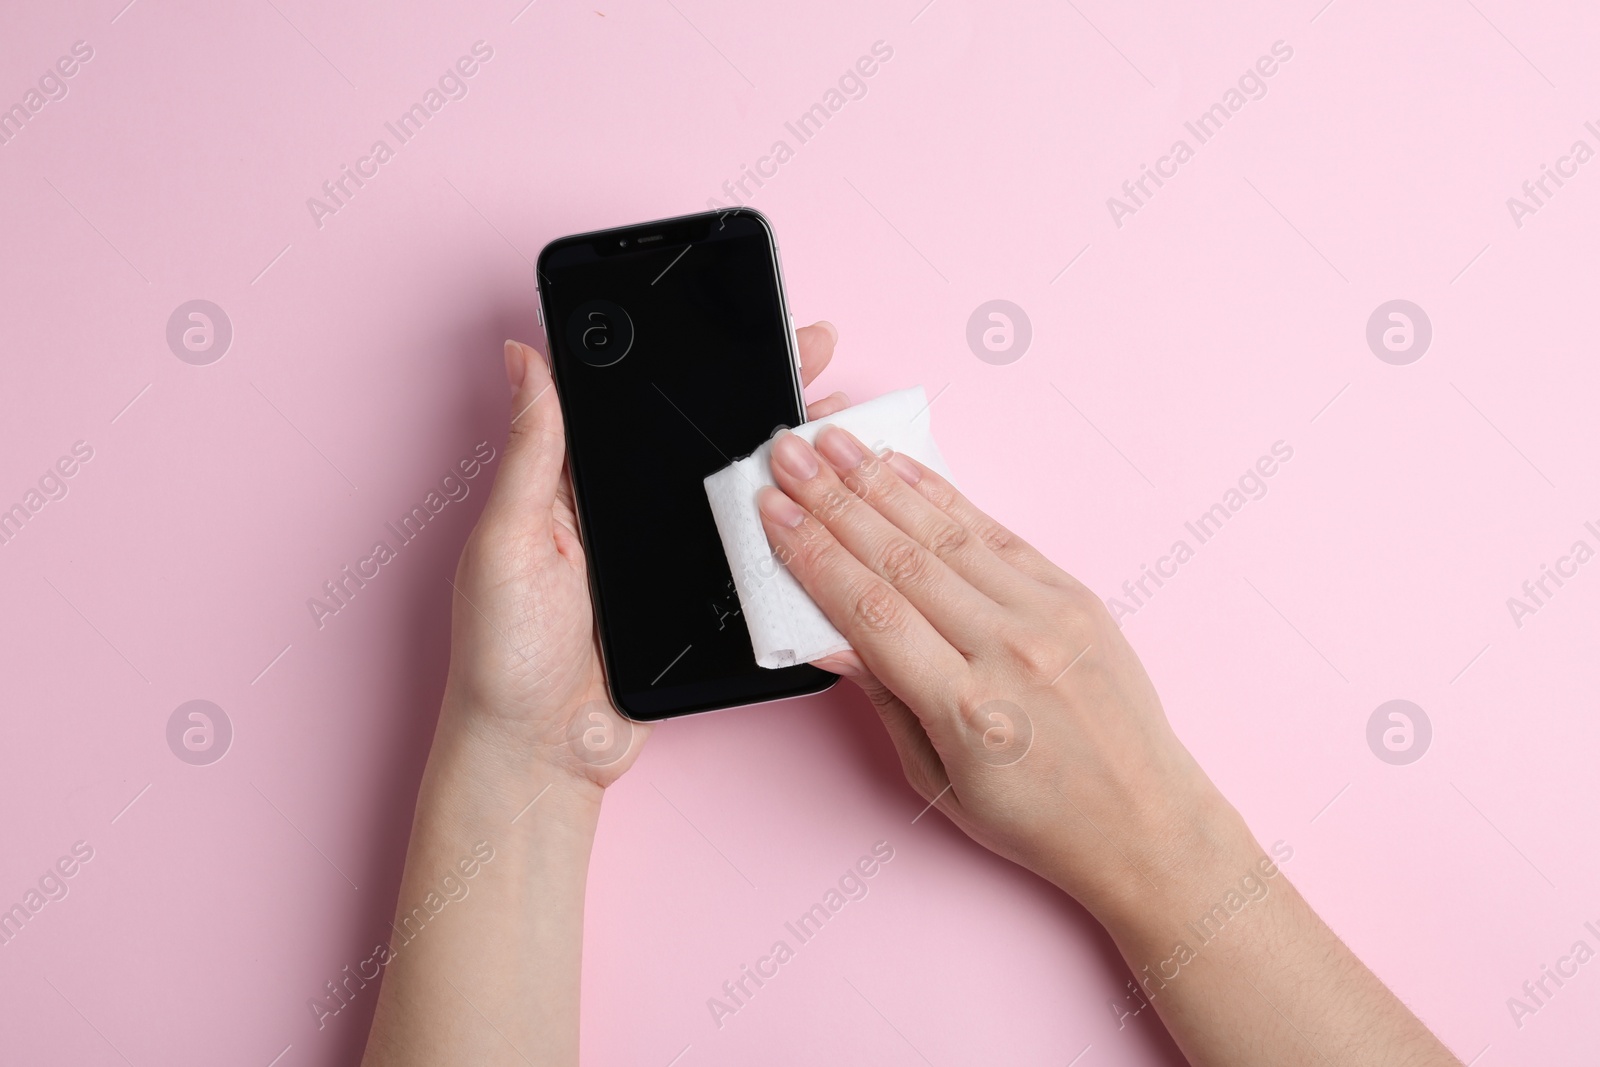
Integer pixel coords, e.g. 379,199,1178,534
703,387,953,669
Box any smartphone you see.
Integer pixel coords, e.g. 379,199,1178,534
535,209,835,720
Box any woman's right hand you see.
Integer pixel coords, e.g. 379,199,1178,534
757,425,1256,919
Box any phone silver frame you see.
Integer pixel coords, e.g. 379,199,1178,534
533,208,836,722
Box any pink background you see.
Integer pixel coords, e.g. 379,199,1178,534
3,0,1597,1063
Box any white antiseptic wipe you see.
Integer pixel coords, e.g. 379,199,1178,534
704,387,953,669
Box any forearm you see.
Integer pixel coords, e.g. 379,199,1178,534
361,702,601,1067
1080,798,1459,1067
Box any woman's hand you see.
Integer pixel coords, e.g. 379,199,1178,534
756,422,1249,919
757,393,1463,1067
362,323,851,1067
439,323,848,787
369,323,1460,1067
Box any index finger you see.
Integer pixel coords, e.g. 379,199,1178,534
883,452,1072,589
756,485,969,720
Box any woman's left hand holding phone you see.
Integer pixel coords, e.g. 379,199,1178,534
360,323,842,1067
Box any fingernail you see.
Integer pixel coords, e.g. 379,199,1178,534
815,320,838,344
758,486,807,527
772,431,819,480
503,340,527,392
885,451,922,485
816,426,865,470
812,654,861,677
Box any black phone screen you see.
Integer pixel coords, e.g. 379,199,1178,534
536,210,834,720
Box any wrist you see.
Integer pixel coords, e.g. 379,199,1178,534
1082,786,1269,945
425,694,606,829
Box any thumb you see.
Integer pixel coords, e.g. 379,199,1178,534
482,339,566,527
853,672,951,806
